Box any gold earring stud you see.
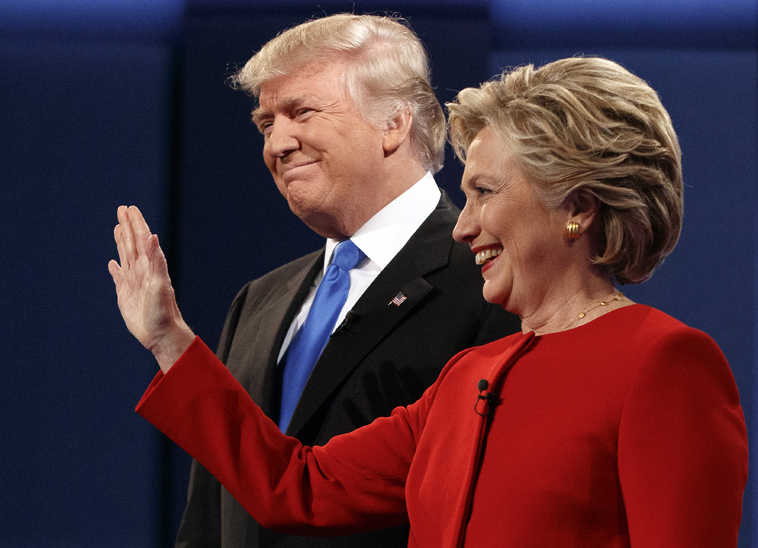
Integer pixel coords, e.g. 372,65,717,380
565,221,581,241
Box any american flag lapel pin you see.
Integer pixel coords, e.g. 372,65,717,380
388,291,407,307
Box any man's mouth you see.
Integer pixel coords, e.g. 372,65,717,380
281,160,318,182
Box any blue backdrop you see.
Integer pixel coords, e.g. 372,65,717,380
1,1,755,546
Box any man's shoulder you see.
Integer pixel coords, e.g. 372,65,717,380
253,249,323,284
231,249,322,308
423,190,460,231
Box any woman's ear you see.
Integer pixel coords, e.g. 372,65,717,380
565,190,600,232
382,106,414,156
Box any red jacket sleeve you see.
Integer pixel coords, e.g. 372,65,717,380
617,327,748,547
136,337,430,536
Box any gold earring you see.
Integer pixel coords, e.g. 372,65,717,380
565,220,581,241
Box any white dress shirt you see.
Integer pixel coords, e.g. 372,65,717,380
277,172,441,363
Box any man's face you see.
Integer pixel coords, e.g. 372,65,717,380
254,62,387,239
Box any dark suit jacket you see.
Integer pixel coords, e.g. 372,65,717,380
175,193,520,547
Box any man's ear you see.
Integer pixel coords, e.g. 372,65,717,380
565,190,600,231
382,106,413,156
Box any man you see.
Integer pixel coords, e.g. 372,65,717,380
110,13,518,548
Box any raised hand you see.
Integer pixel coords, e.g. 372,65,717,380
108,205,195,372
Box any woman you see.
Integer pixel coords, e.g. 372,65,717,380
116,58,747,546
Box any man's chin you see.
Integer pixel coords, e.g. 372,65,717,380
288,204,341,240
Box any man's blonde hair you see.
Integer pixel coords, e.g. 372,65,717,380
232,13,446,173
447,57,683,284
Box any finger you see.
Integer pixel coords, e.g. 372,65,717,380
128,205,153,257
107,259,122,285
147,233,171,281
144,234,171,283
117,205,136,267
114,224,129,268
129,205,152,232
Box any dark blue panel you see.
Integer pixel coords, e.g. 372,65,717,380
491,0,758,49
0,0,185,42
754,170,758,548
491,48,756,548
0,38,174,547
187,0,487,14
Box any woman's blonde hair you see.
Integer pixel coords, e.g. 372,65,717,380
447,57,683,284
231,13,446,173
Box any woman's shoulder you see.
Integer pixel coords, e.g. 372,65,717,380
543,303,728,376
604,305,733,392
584,303,713,344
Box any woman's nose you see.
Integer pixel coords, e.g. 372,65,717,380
453,202,479,244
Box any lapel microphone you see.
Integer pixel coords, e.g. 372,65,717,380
474,378,497,417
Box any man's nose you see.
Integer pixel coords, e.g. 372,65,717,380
452,202,479,244
266,118,299,157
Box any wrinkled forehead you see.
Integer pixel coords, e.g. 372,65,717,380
256,60,351,110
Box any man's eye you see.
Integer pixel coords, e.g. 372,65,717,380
475,186,491,195
295,108,313,118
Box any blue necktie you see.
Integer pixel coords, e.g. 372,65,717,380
278,239,365,432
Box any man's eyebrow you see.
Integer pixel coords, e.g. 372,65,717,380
251,107,271,126
252,97,314,125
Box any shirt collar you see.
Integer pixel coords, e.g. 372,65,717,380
324,172,441,272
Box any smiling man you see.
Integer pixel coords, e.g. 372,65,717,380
252,61,415,240
171,13,519,548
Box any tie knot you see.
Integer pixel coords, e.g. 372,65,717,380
331,239,365,271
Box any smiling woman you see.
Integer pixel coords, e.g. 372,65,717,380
449,57,682,286
449,57,683,331
127,56,747,547
453,127,573,319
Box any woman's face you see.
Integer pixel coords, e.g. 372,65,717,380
453,127,570,314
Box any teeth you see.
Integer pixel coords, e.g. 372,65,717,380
475,247,502,265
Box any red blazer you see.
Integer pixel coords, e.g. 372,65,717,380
137,305,748,547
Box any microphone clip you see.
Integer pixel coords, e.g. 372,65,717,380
474,379,498,417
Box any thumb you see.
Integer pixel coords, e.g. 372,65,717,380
107,259,122,285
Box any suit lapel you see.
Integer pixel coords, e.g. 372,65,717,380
234,250,323,417
225,251,324,547
286,194,459,436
